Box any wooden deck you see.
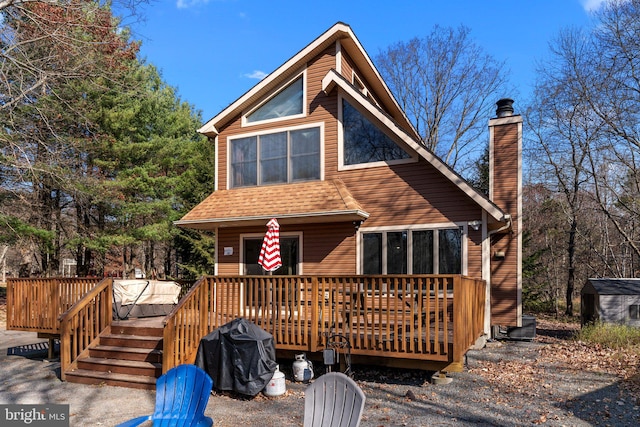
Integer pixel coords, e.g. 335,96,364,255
6,275,486,381
163,275,486,373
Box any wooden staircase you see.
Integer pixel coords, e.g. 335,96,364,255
64,318,164,390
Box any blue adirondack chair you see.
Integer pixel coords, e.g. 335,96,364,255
116,364,214,427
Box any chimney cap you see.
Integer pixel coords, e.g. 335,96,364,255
496,98,514,118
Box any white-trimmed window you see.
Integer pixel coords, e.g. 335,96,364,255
630,304,640,320
229,125,322,188
340,98,412,168
244,74,305,125
362,227,463,275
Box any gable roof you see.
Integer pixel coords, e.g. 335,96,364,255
198,22,418,140
176,179,369,229
187,22,510,228
584,278,640,295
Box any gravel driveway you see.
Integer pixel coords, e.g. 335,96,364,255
1,318,638,427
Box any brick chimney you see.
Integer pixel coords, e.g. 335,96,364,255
488,98,522,327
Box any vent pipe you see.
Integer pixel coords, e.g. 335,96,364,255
496,98,514,118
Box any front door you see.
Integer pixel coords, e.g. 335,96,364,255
243,236,299,275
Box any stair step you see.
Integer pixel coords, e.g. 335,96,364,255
89,345,162,363
76,357,161,377
110,325,164,338
100,334,162,349
65,369,157,390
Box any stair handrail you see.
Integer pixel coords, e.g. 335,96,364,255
58,277,113,380
162,276,210,373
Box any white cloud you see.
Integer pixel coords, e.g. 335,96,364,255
176,0,211,9
581,0,608,12
244,70,267,80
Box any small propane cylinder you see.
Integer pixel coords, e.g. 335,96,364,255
264,365,286,397
293,353,314,382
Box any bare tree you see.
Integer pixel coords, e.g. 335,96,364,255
375,25,509,171
526,72,600,315
525,0,640,315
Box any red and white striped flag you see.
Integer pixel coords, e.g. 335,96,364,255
258,218,282,272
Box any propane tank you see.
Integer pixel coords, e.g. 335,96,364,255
264,365,286,397
293,353,314,382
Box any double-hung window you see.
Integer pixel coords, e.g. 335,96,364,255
362,228,463,275
230,126,321,187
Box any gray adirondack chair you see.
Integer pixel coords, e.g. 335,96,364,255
304,372,366,427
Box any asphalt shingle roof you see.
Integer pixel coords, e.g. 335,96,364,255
176,179,368,229
585,278,640,295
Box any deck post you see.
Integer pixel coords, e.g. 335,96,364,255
310,276,319,352
452,275,464,370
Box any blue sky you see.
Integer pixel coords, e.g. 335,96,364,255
129,0,606,122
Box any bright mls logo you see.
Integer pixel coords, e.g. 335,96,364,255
1,404,68,426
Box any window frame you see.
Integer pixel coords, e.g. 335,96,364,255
227,122,324,188
242,71,307,127
240,232,304,275
337,94,417,171
357,223,468,275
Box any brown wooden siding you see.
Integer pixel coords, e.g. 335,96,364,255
301,222,357,274
467,229,483,278
490,121,520,325
216,45,337,191
492,124,519,214
217,223,357,276
335,160,482,227
212,40,487,295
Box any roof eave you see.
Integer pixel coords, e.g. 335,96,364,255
198,22,418,139
175,209,370,230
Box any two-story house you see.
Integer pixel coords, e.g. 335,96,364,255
176,22,522,352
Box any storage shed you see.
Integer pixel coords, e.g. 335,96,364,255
581,278,640,326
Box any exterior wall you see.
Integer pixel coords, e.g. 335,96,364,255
212,42,486,285
216,223,357,275
599,295,624,323
489,116,522,326
216,44,337,191
598,295,640,327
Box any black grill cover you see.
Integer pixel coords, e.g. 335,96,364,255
194,318,277,396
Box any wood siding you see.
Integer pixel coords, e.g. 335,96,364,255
217,223,357,275
490,120,521,325
207,40,521,327
216,45,337,191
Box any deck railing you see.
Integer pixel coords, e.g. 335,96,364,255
58,278,113,380
163,275,485,373
6,277,102,334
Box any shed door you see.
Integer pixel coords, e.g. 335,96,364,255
581,293,596,324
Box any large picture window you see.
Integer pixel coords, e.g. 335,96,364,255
362,228,463,275
230,126,321,187
342,99,411,166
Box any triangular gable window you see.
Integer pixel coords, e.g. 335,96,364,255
246,76,304,124
342,99,412,166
